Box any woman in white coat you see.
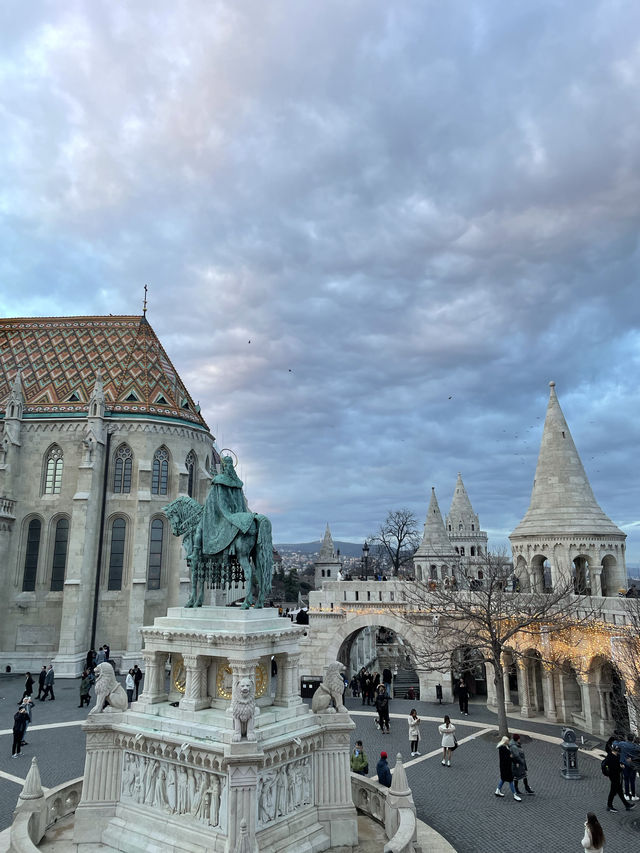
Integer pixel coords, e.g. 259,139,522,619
438,715,456,766
408,709,421,756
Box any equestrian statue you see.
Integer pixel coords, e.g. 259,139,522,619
164,455,273,609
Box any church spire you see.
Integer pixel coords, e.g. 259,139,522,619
447,473,478,528
511,381,623,536
319,524,335,560
416,488,454,554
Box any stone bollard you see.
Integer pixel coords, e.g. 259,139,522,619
560,727,581,779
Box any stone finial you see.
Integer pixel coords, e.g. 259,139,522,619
19,757,44,801
389,753,411,797
234,819,252,853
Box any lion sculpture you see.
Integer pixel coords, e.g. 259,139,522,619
232,676,258,741
311,661,348,714
89,662,129,714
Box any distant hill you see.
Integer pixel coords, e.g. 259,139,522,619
275,540,365,558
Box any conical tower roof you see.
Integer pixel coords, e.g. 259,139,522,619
318,524,336,560
510,382,624,538
416,488,455,555
447,473,479,528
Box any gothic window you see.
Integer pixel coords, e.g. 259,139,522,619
321,569,325,577
147,519,164,590
460,547,465,556
470,547,476,557
455,547,459,554
477,545,483,556
327,570,331,577
113,445,133,493
471,524,475,531
22,519,41,591
448,524,452,531
44,445,63,494
107,518,126,590
458,522,463,531
430,565,437,579
50,518,69,591
185,451,196,497
152,447,169,495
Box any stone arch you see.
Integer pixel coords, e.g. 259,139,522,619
558,661,583,723
521,648,545,714
323,612,429,698
514,555,529,591
530,554,550,592
586,655,630,736
451,646,487,697
572,553,590,594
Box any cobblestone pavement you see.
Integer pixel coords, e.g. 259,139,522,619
1,674,638,852
346,695,639,853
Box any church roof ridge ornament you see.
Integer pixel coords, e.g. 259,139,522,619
510,381,625,539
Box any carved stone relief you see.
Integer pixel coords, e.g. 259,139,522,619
256,757,312,828
121,751,226,831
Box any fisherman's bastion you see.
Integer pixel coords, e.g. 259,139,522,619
0,314,636,740
0,312,639,853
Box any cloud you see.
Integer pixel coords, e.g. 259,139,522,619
1,0,640,559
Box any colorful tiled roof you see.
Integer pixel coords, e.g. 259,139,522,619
0,315,208,429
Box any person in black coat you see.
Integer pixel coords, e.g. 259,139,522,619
23,672,34,699
604,745,636,812
375,685,390,733
495,735,521,800
377,751,392,787
36,666,47,701
12,708,29,757
457,678,469,715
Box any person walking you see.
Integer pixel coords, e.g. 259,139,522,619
36,666,47,701
382,667,392,697
408,708,421,756
612,735,639,801
133,664,143,700
12,707,29,757
581,812,605,851
375,684,390,734
350,740,369,776
509,733,535,795
495,735,521,800
23,672,34,699
125,669,135,706
95,647,106,665
438,715,456,767
79,670,91,707
603,744,635,812
42,665,55,701
377,751,392,787
457,678,469,715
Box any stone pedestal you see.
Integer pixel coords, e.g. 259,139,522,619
74,607,357,852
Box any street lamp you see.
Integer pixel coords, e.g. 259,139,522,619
362,541,370,581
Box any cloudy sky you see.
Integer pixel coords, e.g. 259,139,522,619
2,1,640,558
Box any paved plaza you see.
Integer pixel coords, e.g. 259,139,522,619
1,673,639,851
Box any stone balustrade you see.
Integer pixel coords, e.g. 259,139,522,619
350,771,420,853
10,775,83,852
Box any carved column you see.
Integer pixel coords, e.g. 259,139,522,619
543,669,558,722
179,654,210,711
485,668,497,709
519,662,533,717
74,723,122,843
502,655,514,712
590,567,603,597
314,716,358,846
274,652,302,708
138,651,169,705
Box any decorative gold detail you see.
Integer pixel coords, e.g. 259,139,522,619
171,655,186,694
216,663,268,700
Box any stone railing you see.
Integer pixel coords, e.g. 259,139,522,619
9,761,82,853
350,758,421,853
0,495,16,518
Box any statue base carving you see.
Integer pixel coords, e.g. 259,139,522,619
73,607,357,852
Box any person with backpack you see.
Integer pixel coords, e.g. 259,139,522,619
602,744,636,812
612,735,639,801
375,684,390,733
350,740,369,775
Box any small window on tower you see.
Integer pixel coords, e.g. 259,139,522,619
125,392,138,402
562,431,565,438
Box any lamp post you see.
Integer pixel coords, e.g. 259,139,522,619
362,541,370,581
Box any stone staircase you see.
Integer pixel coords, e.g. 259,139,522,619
392,667,420,700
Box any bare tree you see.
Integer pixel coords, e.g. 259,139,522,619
369,509,420,577
402,548,601,736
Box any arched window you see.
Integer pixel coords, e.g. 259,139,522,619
147,519,164,590
44,445,63,494
186,451,196,497
22,519,41,591
460,547,465,556
458,522,463,531
152,447,169,495
327,569,331,577
471,524,475,531
50,518,69,591
107,518,126,590
113,445,133,493
470,546,476,557
321,569,325,577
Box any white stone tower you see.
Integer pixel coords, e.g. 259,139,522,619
446,473,488,575
413,488,458,582
314,524,341,588
510,381,626,596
